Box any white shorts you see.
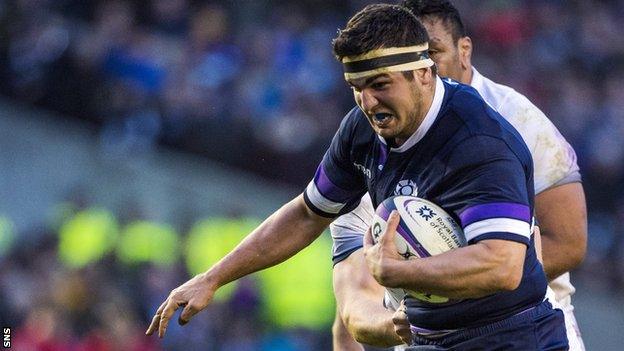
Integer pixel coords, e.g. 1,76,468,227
546,287,585,351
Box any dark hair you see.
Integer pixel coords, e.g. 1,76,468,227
401,0,467,43
332,4,430,61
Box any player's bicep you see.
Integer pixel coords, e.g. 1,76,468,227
474,238,527,289
477,239,527,265
534,182,587,257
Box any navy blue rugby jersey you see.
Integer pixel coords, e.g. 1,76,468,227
303,77,548,330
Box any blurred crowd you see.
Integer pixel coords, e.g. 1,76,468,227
0,203,334,350
1,0,624,350
0,236,306,351
1,0,624,188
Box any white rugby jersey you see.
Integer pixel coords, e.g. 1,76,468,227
331,67,581,305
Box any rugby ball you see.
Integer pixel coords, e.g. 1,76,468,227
371,196,466,307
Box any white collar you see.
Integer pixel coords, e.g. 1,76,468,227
469,67,485,93
378,75,445,153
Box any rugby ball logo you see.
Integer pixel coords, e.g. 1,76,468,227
372,196,466,305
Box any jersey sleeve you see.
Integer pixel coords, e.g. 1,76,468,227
497,93,581,194
303,109,368,218
442,135,533,246
330,193,374,265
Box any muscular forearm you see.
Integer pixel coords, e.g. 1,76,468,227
334,250,402,347
332,309,365,351
341,299,398,347
535,182,587,280
206,195,332,289
382,240,526,299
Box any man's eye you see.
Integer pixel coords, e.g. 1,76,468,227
372,82,388,89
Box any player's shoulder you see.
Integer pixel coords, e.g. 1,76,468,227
473,70,552,129
473,70,576,154
448,134,528,168
472,71,519,110
439,80,532,165
442,78,486,115
442,79,517,139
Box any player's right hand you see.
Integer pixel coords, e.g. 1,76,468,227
392,302,412,345
145,273,217,338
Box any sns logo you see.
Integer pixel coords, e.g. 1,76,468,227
3,327,10,348
394,179,418,196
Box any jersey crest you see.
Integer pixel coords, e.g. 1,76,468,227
394,179,418,196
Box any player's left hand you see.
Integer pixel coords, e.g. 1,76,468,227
363,210,403,287
392,301,412,345
145,272,217,338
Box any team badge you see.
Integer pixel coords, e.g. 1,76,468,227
394,179,418,196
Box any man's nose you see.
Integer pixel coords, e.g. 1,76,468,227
360,89,379,113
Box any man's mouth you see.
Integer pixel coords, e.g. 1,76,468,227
373,113,393,126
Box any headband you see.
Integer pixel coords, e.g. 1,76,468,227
341,44,434,80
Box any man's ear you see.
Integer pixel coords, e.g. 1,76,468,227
415,67,433,85
458,36,473,71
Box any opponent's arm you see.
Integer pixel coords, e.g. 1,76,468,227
146,194,333,338
332,306,365,351
364,212,526,299
333,249,401,348
503,95,587,280
535,182,587,280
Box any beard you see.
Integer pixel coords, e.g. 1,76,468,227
393,87,424,143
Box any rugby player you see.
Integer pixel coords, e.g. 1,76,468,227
331,1,586,350
147,4,568,349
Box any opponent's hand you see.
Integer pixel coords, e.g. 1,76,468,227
145,273,217,338
363,210,402,287
392,302,412,345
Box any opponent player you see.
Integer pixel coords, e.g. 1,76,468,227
147,4,567,349
331,1,587,350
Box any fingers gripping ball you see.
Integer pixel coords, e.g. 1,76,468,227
372,196,466,306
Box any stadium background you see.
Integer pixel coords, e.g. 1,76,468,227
0,0,623,350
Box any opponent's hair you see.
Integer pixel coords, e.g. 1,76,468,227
401,0,467,43
332,4,430,62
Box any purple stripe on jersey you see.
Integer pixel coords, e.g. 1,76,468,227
313,164,353,202
459,203,530,227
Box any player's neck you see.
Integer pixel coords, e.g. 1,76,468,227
393,80,436,147
462,66,474,85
